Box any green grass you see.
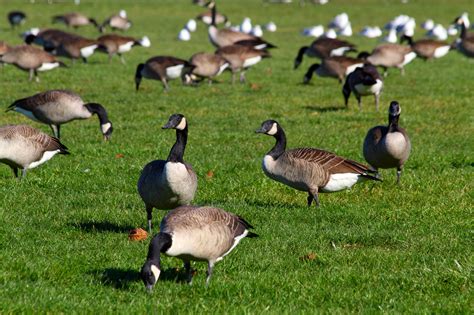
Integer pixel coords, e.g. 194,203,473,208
0,0,473,313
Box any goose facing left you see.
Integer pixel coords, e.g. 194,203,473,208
0,124,69,178
7,90,113,140
141,205,257,290
343,64,383,111
256,120,380,207
137,114,197,233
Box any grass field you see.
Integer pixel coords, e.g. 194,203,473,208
0,0,473,313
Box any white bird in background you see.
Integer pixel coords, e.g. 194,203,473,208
186,19,197,32
324,28,337,39
178,28,191,41
422,19,435,31
360,26,382,38
302,25,324,37
240,17,252,34
447,24,458,36
382,28,398,43
265,22,277,32
426,24,448,40
385,15,409,31
460,12,470,28
252,25,263,37
329,12,349,30
119,10,127,19
399,17,416,37
339,23,352,36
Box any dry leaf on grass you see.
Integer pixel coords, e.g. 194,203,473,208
128,228,148,241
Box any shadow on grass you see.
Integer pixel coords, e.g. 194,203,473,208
71,221,135,233
304,105,346,113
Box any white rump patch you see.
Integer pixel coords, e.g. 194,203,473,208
80,45,98,58
14,107,39,122
166,64,184,79
150,265,160,284
402,51,417,66
217,63,229,75
254,44,267,50
216,230,249,262
175,117,186,130
139,36,151,47
330,46,352,57
118,41,134,53
433,46,450,58
243,56,262,68
266,123,277,135
320,173,361,192
28,150,60,169
345,63,364,75
101,122,112,134
37,62,60,71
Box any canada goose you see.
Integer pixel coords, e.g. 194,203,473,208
0,45,66,81
358,43,416,76
294,37,356,69
256,120,380,207
342,64,383,111
185,52,229,85
100,12,132,33
0,124,69,178
453,17,474,58
400,35,451,60
137,114,197,233
55,35,100,64
303,56,364,84
7,11,26,29
52,12,98,29
97,34,150,63
207,1,275,50
135,56,195,91
7,90,113,140
363,101,411,184
141,205,257,290
24,29,75,52
0,41,11,56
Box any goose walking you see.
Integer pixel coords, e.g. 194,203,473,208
97,34,150,63
358,43,416,76
7,90,113,140
342,64,383,111
0,124,69,178
135,56,194,91
137,114,197,233
294,37,356,69
52,12,98,29
141,205,257,290
363,101,411,184
256,120,380,207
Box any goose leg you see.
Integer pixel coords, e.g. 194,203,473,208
10,166,18,178
50,125,60,138
34,71,39,83
82,57,87,64
231,71,236,84
28,69,34,81
184,261,193,285
208,78,213,86
161,78,170,91
146,205,153,234
206,261,215,286
119,53,125,65
240,71,246,83
383,67,388,77
108,54,113,63
396,167,402,185
356,93,362,110
400,67,405,76
375,93,380,112
22,168,27,179
308,189,320,207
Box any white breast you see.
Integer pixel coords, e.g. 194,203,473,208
118,41,134,53
166,64,184,79
37,62,60,71
383,132,409,158
355,79,383,95
163,162,194,200
330,46,352,57
28,150,60,169
320,173,362,192
243,56,262,68
402,51,417,66
80,44,98,58
433,45,450,58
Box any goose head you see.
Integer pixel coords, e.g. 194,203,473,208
163,113,186,130
256,119,279,136
140,261,160,293
389,101,401,117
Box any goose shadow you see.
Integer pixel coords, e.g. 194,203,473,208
70,221,135,233
304,105,345,113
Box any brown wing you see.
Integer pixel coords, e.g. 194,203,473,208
3,125,69,153
8,90,80,113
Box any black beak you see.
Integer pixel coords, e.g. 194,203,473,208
162,122,174,129
255,127,265,133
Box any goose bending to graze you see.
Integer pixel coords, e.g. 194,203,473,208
256,120,380,207
358,43,416,76
363,101,411,184
24,29,75,52
7,11,26,29
141,205,257,290
97,34,150,64
137,114,197,233
303,56,364,84
294,37,356,69
0,45,66,82
453,16,474,58
0,124,69,179
216,45,270,84
100,11,131,33
400,35,451,60
55,36,100,64
343,64,383,111
135,56,195,91
7,90,113,140
185,52,229,85
52,12,99,29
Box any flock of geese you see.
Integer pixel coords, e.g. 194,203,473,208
0,1,472,291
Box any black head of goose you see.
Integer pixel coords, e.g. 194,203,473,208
303,56,364,84
342,64,383,111
363,101,411,184
453,16,474,58
400,35,451,60
357,43,416,76
7,90,113,141
294,37,356,69
137,114,197,233
141,205,257,290
24,29,74,52
256,120,380,207
135,56,195,92
8,11,26,29
0,124,69,179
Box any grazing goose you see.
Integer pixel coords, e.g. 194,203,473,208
256,120,380,207
0,45,66,81
52,12,98,29
137,114,197,233
216,45,270,84
358,43,416,76
363,101,411,184
141,205,257,290
342,64,383,111
54,35,100,64
7,11,26,29
135,56,194,91
185,52,229,85
400,35,451,60
294,37,356,69
207,1,275,50
24,29,75,52
100,11,132,33
303,56,364,84
7,90,113,140
0,124,69,178
97,34,150,63
453,17,474,58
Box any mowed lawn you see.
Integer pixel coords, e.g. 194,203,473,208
0,0,472,313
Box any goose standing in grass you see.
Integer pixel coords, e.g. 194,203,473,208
294,37,356,69
52,12,99,29
137,114,197,233
303,56,364,84
141,205,257,290
7,90,113,140
135,56,195,91
97,34,150,63
0,124,69,179
196,9,228,26
0,45,66,81
256,120,380,207
216,45,270,84
400,35,451,60
358,43,416,76
363,101,411,184
7,11,26,29
342,64,383,111
185,52,229,85
453,16,474,58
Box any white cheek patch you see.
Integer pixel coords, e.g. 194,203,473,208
150,265,160,284
266,123,278,135
101,122,112,134
28,150,60,169
80,44,98,58
37,62,60,71
175,117,186,130
166,64,184,79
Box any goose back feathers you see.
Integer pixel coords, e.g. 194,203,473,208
304,56,364,84
135,56,194,91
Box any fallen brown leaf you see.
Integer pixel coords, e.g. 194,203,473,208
128,228,148,241
115,153,125,159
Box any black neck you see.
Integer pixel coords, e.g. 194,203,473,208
460,23,466,40
146,232,172,263
267,127,286,159
211,3,216,26
85,103,109,125
167,126,188,163
304,63,319,81
402,35,414,46
388,114,400,132
297,46,308,62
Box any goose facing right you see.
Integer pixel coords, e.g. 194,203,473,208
185,52,229,85
363,101,411,184
7,11,26,29
256,120,380,207
0,124,69,178
137,114,197,233
141,205,257,291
